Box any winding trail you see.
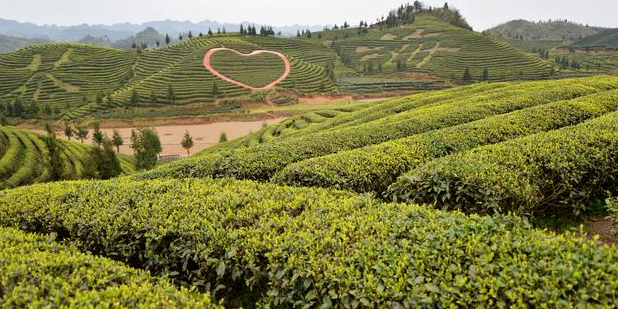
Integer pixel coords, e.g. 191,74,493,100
203,47,291,91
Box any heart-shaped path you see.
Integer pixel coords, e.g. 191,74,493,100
203,47,291,91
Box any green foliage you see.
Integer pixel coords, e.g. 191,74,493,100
273,80,618,194
0,126,134,189
1,178,618,308
83,139,123,180
181,130,194,155
218,131,228,143
111,129,123,153
0,226,219,308
388,110,618,216
139,77,612,182
130,127,162,170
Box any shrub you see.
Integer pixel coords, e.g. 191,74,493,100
1,178,618,307
139,77,614,181
273,88,618,194
0,226,219,308
388,111,618,216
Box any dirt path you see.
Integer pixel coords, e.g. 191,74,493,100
203,47,291,91
37,118,284,156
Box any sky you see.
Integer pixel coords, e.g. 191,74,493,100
0,0,616,31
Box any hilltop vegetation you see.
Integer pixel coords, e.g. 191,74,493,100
0,125,134,189
572,28,618,49
486,19,600,40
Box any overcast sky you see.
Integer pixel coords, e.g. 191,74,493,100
0,0,616,31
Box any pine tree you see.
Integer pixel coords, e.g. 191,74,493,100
64,124,74,141
219,131,228,143
111,129,123,153
92,123,104,147
180,130,194,156
165,34,170,45
188,31,193,39
212,82,220,96
150,90,158,104
44,123,64,181
76,126,89,143
167,84,176,104
130,89,140,105
462,67,472,82
482,68,489,81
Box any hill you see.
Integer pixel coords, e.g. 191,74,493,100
0,125,134,189
312,14,552,82
0,35,341,120
3,74,618,306
0,34,47,54
571,28,618,49
485,19,600,40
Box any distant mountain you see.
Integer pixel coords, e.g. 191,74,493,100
0,17,325,42
571,28,618,49
485,19,602,41
0,34,47,53
112,27,166,49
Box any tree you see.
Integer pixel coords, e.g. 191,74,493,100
150,90,158,104
462,67,472,82
64,124,74,141
212,82,220,96
180,130,194,155
130,89,140,105
130,128,162,170
111,129,123,153
83,136,122,180
165,34,171,45
11,99,24,117
44,123,64,181
482,68,489,81
96,91,104,105
219,131,228,143
188,31,193,39
92,123,104,147
76,126,89,143
167,84,176,104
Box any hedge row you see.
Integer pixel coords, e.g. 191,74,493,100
0,226,219,308
139,77,614,181
273,88,618,194
388,110,618,216
1,178,618,307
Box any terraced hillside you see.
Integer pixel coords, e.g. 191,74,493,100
316,14,553,81
0,125,134,189
111,35,341,106
142,76,618,215
0,35,343,120
0,43,136,119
